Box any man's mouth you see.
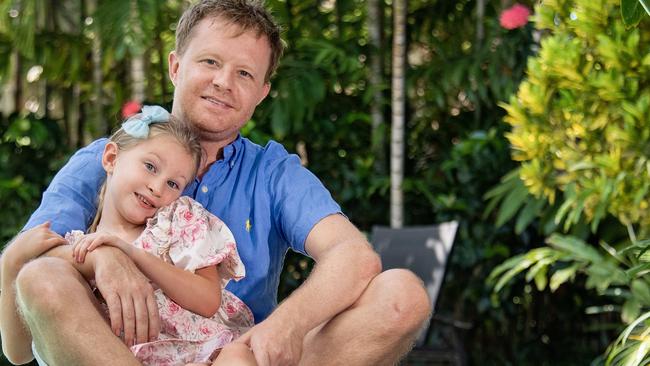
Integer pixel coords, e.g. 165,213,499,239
135,193,155,209
203,96,233,109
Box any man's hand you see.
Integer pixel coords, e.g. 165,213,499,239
235,314,305,366
91,247,160,346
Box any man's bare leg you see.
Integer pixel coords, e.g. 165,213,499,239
299,269,431,366
211,342,257,366
15,257,140,366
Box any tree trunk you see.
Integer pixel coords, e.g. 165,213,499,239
130,0,146,103
390,0,406,228
155,2,167,103
131,56,146,102
367,0,386,175
88,0,106,135
14,53,23,114
1,52,19,116
474,0,485,127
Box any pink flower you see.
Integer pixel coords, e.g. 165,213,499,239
167,301,181,315
499,3,531,30
121,100,142,118
140,239,152,250
225,303,237,316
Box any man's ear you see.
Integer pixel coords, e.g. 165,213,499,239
102,142,119,174
257,82,271,106
168,51,179,87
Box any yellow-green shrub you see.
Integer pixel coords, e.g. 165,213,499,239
502,0,650,233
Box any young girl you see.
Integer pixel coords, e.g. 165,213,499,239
1,106,257,366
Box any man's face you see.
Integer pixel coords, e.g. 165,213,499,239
169,17,271,146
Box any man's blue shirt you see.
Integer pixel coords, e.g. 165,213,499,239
24,135,342,322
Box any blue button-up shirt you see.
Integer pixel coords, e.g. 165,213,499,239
24,135,341,322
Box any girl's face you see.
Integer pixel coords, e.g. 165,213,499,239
102,134,196,227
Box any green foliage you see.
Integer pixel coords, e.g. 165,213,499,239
491,0,650,364
0,113,69,244
489,234,650,365
621,0,650,27
0,0,612,364
502,0,650,235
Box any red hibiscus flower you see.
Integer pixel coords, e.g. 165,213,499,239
499,3,531,30
121,100,142,119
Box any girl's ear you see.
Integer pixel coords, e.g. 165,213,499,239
102,142,119,174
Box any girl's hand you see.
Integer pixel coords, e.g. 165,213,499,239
4,222,67,268
72,232,131,263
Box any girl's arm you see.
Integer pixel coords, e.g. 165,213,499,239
73,233,222,317
0,223,66,364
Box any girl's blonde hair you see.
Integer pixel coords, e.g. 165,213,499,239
88,115,203,233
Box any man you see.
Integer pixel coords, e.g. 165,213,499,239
14,0,430,365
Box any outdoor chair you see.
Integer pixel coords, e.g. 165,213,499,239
370,222,467,366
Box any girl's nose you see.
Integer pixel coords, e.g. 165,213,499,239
148,179,164,197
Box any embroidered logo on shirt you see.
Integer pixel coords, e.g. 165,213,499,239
245,219,252,232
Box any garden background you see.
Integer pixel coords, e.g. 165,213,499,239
1,0,650,365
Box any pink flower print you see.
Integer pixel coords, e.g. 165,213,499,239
140,239,152,250
167,301,181,315
200,325,213,336
499,3,531,30
225,303,237,316
182,209,194,222
180,222,207,243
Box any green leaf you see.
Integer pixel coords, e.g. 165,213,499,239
547,234,603,263
622,0,645,28
550,264,579,291
626,263,650,279
515,198,546,234
640,0,650,15
495,182,530,227
631,280,650,305
622,298,642,324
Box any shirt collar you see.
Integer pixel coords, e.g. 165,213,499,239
221,134,242,168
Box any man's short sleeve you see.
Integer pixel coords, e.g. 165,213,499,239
266,142,342,256
23,138,109,235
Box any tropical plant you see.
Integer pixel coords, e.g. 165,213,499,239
0,0,613,364
490,0,650,363
621,0,650,27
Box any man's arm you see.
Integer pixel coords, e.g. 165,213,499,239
23,138,108,235
41,244,160,346
237,214,381,365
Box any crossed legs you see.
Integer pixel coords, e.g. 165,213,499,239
16,260,429,366
299,268,431,366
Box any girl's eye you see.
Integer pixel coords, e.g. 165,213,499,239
167,181,180,190
144,162,156,172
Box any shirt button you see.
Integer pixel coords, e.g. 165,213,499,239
201,185,209,193
230,161,235,168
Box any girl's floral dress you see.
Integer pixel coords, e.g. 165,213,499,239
66,196,253,365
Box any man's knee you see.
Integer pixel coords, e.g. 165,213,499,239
373,269,431,334
15,257,80,317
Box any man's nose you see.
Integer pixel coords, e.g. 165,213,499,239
212,68,233,91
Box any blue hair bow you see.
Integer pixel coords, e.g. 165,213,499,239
122,105,170,138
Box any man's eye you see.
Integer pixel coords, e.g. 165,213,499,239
204,59,218,66
239,70,252,78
